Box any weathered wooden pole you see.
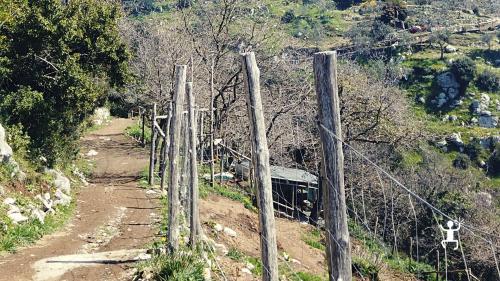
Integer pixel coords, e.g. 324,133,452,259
141,111,146,147
199,111,204,163
160,101,173,192
241,52,279,281
209,58,215,187
180,112,190,215
167,65,187,253
313,50,352,281
187,82,200,247
148,103,157,186
219,139,225,185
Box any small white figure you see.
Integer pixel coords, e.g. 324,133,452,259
440,220,461,250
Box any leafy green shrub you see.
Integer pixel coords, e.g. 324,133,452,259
143,252,205,281
450,57,476,88
290,272,325,281
281,10,295,23
453,154,470,170
352,257,380,281
476,70,499,92
0,0,129,166
227,247,245,261
488,144,500,177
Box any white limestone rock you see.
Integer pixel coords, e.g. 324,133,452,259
223,227,237,237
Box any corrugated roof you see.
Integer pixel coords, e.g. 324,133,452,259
237,161,318,184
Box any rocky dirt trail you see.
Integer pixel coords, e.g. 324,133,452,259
0,118,160,281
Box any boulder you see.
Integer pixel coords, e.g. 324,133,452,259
223,227,237,237
8,212,28,224
478,115,499,128
86,149,98,157
436,140,448,152
46,169,71,194
36,193,54,212
0,124,13,164
54,189,71,206
30,207,46,224
444,45,457,53
3,197,15,205
213,223,223,232
434,72,460,108
241,268,252,275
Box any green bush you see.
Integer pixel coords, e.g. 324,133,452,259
143,252,205,281
0,0,129,166
488,144,500,177
453,154,470,170
449,57,476,88
352,257,380,281
476,70,499,92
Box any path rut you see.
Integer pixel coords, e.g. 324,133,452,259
0,118,159,281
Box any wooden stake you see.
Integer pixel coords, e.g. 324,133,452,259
148,103,157,186
199,111,204,163
210,58,215,187
167,65,187,253
180,112,190,215
187,82,200,247
141,112,146,147
219,139,225,185
313,50,352,281
160,101,172,192
241,52,279,281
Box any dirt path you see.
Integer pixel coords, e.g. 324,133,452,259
0,118,160,281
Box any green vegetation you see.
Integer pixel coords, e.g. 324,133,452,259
348,220,436,281
198,165,256,212
0,202,74,252
302,228,325,251
227,247,245,261
125,122,152,144
137,250,205,281
0,0,129,166
289,271,326,281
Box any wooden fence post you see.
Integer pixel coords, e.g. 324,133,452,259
210,58,215,187
241,52,279,281
180,112,190,216
199,111,204,163
167,65,187,253
219,139,225,185
148,103,157,186
187,82,200,247
141,112,146,147
313,50,352,281
160,101,173,192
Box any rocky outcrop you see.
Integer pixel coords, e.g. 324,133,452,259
0,124,26,181
3,198,28,224
470,94,499,128
432,72,461,108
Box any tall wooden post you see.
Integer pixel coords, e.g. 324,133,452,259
180,112,190,215
160,101,173,192
219,140,225,185
167,65,187,253
313,51,352,281
199,111,204,163
187,82,200,247
241,52,279,281
148,103,157,186
209,58,215,187
141,112,146,147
